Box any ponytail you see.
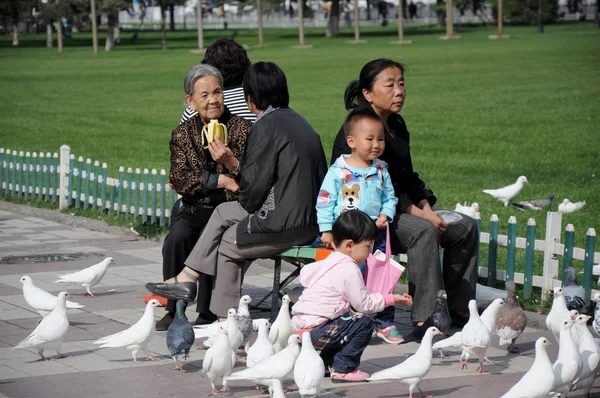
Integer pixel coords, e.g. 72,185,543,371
343,80,362,110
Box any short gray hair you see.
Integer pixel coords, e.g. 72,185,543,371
183,64,223,96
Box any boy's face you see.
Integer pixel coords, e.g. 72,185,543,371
340,238,375,265
346,118,385,162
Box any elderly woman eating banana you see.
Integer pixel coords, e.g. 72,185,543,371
156,64,251,331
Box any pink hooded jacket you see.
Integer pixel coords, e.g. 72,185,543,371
291,251,395,329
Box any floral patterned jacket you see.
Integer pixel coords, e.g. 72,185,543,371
169,107,251,209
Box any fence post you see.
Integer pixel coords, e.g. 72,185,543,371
52,153,59,204
488,214,499,286
142,168,149,222
17,151,25,198
0,148,4,190
151,169,157,225
37,152,44,201
24,152,31,200
506,216,517,282
44,152,51,202
117,166,124,215
10,150,17,196
59,145,70,210
84,159,91,210
134,168,141,221
523,218,536,299
561,223,575,285
125,167,133,219
92,161,99,210
583,228,596,307
100,163,108,214
542,212,562,301
160,169,166,227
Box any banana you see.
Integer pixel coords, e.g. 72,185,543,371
201,119,228,148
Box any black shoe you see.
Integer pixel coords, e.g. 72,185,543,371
404,322,428,343
192,312,218,326
155,312,174,331
145,281,197,302
449,310,469,328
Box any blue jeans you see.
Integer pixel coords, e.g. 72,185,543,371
358,229,395,329
310,312,374,373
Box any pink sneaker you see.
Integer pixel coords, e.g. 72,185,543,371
330,369,370,383
376,326,404,344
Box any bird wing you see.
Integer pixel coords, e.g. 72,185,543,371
202,347,214,372
432,331,461,349
25,286,59,311
15,311,68,349
55,267,97,284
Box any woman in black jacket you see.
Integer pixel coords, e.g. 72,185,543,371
331,59,479,336
146,62,328,318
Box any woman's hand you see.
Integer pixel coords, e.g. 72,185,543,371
375,214,388,229
423,209,447,233
208,138,237,170
393,293,413,307
217,175,239,193
320,232,334,249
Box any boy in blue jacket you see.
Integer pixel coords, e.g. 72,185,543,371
316,108,401,344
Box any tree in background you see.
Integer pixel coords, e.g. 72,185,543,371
98,0,129,50
489,0,558,24
326,0,340,37
0,0,37,46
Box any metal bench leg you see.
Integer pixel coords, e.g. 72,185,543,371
271,257,281,321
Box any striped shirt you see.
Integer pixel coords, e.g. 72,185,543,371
180,86,256,124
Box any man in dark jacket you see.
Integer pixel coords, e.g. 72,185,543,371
146,62,327,318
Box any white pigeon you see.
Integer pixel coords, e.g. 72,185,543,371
13,291,71,361
482,176,528,207
252,318,270,332
203,327,235,396
460,300,491,373
226,334,301,387
593,293,600,337
476,283,507,308
571,314,600,396
20,275,84,317
454,202,480,218
93,299,160,362
224,308,243,351
367,327,443,398
269,379,286,398
246,320,276,368
432,298,503,360
269,295,293,352
546,287,571,344
558,198,586,213
499,337,555,398
294,332,325,398
552,318,582,395
54,257,115,297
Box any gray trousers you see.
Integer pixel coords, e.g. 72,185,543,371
185,201,316,317
391,210,479,322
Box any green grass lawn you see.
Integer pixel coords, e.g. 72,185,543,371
1,22,599,262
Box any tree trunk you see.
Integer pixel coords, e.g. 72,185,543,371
46,23,53,47
169,4,175,31
12,23,19,47
366,0,371,20
326,0,340,37
160,5,167,50
105,12,117,51
56,20,63,52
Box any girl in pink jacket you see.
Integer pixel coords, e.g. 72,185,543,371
291,210,412,382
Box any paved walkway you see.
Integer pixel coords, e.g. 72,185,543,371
0,202,598,398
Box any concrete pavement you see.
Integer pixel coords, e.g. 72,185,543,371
0,201,598,398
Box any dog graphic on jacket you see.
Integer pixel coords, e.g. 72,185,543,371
340,183,361,212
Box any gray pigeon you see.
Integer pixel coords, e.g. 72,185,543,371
404,290,451,343
511,194,555,211
167,300,195,371
495,281,527,353
236,295,254,352
563,267,586,313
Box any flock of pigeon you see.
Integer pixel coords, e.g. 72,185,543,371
11,253,600,397
454,175,586,218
